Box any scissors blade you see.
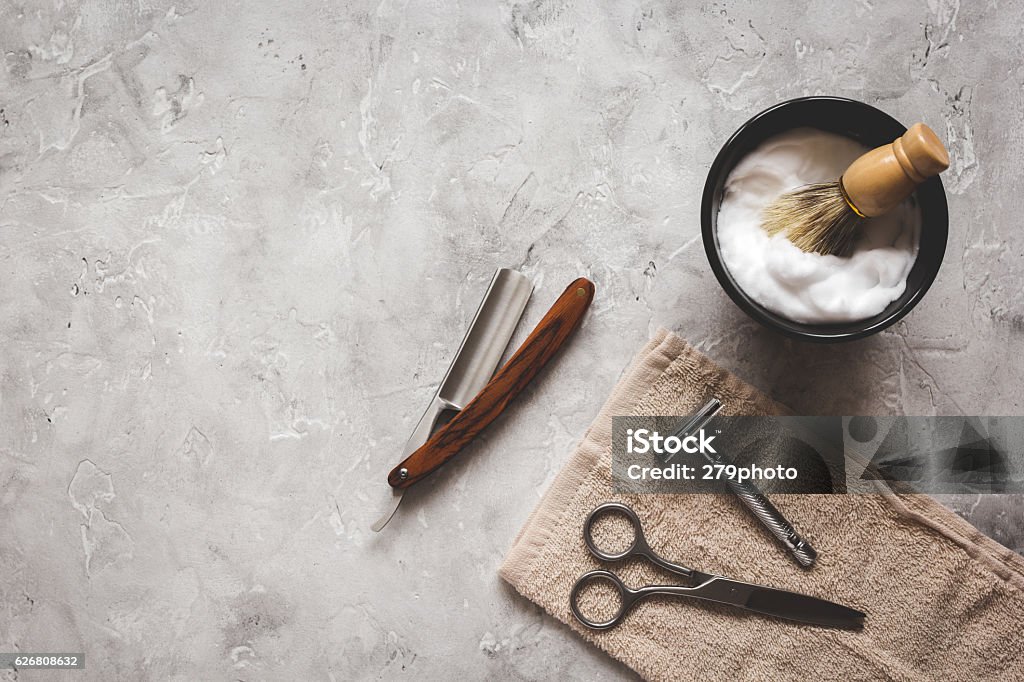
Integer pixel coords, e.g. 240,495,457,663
694,577,866,629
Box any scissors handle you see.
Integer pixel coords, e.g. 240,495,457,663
569,570,635,630
570,570,711,630
583,502,697,579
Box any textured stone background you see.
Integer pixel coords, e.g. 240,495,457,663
1,0,1021,679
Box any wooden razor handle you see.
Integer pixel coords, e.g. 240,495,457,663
841,122,950,217
387,278,595,489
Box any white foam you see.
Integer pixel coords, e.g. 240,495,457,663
717,128,919,324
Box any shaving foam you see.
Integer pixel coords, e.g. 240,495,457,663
717,128,920,324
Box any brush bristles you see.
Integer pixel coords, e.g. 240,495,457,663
761,181,862,256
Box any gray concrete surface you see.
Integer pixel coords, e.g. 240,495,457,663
1,0,1021,679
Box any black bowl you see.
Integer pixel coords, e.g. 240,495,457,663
701,97,948,342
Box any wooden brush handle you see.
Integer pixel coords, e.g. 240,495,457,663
387,278,595,489
841,122,950,217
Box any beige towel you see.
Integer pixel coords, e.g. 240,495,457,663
500,329,1024,681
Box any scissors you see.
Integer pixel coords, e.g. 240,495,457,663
570,503,866,630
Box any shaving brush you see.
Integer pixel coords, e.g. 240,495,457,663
761,123,950,256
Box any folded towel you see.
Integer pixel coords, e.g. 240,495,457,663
500,329,1024,681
